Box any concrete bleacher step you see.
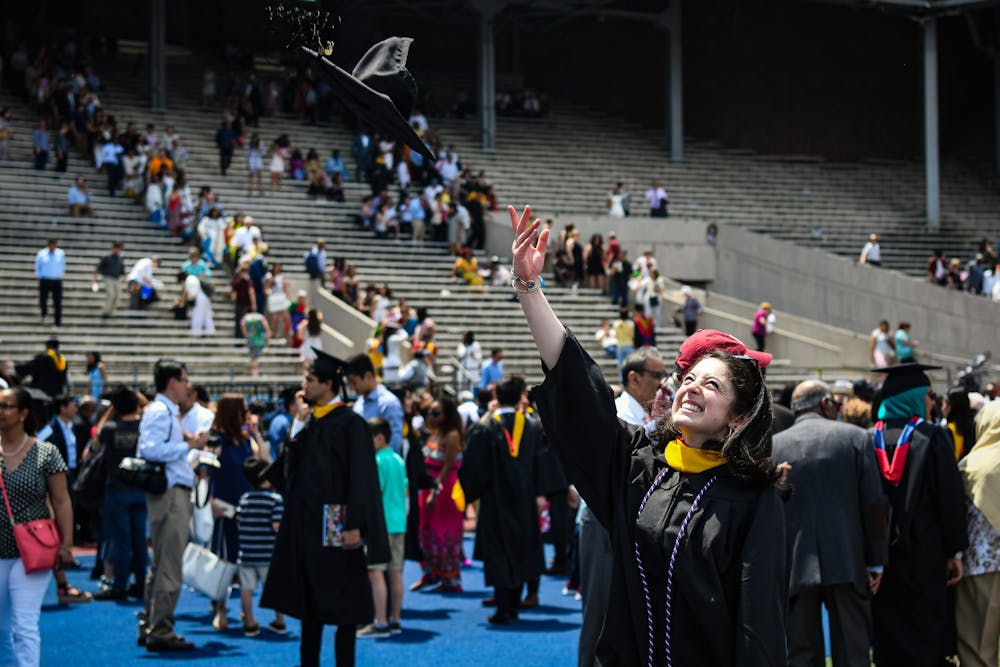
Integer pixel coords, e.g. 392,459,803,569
2,50,997,393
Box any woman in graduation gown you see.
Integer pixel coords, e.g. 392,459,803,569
261,350,389,667
508,205,787,667
867,363,967,667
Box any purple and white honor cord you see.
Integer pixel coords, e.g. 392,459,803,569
634,469,716,667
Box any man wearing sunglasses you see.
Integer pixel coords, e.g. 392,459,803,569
772,379,888,667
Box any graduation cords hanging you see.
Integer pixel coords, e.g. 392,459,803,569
634,438,726,667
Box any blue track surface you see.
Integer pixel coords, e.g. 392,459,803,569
41,539,582,666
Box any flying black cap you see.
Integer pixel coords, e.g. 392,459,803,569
304,37,435,164
871,362,942,399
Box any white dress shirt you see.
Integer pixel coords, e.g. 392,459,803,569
137,393,192,489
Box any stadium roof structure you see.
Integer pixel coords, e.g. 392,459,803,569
797,0,1000,16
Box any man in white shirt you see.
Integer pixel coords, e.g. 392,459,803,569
231,217,263,255
579,347,666,667
137,359,208,652
644,180,669,217
859,233,881,266
37,395,78,475
179,385,215,435
127,256,160,310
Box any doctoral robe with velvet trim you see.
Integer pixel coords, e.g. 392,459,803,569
871,420,968,667
261,405,389,624
531,332,787,667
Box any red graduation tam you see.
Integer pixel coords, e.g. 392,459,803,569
674,329,772,375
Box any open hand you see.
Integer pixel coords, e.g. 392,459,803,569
509,205,547,282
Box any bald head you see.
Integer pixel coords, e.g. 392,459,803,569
790,380,832,416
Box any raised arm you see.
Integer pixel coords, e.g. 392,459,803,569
509,205,566,368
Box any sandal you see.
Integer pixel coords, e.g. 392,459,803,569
243,622,261,637
57,584,93,604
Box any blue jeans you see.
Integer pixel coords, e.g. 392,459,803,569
616,344,634,374
103,489,149,592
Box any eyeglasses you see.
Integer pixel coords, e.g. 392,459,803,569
641,370,668,381
428,409,442,416
731,354,760,367
0,404,19,410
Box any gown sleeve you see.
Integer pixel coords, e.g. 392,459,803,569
344,416,391,563
930,429,970,555
532,331,628,529
457,421,493,504
735,487,788,667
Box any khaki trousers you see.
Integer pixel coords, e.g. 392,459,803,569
102,277,120,315
956,571,1000,667
143,485,192,639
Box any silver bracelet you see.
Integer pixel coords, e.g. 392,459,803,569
511,272,540,293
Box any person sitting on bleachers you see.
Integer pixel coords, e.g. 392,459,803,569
325,148,349,183
146,147,174,183
121,146,145,202
67,176,95,217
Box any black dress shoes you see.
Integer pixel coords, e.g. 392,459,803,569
146,635,196,652
487,610,518,625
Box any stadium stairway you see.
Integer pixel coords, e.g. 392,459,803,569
3,50,938,393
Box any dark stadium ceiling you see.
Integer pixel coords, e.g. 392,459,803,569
795,0,1000,17
338,0,1000,25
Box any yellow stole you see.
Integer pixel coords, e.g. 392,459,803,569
493,411,525,458
312,399,344,420
664,438,727,474
47,349,66,372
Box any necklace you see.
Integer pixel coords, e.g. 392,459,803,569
0,434,29,458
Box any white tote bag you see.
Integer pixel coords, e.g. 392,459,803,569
190,478,214,547
182,542,237,601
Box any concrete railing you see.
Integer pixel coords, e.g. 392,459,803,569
485,211,999,362
311,284,375,360
712,225,1000,361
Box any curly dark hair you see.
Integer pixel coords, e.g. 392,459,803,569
652,351,777,486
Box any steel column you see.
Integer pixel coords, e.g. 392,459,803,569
665,0,684,162
149,0,166,112
923,18,941,231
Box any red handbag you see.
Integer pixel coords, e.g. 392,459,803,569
0,466,61,573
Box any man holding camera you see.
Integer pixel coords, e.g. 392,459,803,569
136,359,209,652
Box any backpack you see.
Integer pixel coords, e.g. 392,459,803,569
304,252,321,278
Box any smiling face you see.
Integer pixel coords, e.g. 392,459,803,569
671,357,739,447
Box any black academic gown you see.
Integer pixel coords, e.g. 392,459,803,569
261,406,390,625
871,420,968,667
459,412,562,588
404,427,436,562
533,333,787,667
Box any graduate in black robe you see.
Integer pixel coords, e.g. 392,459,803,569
507,204,786,667
868,364,968,667
458,376,564,623
261,350,389,667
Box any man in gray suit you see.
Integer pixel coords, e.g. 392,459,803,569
773,380,889,667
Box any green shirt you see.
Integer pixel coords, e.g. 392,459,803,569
375,447,408,534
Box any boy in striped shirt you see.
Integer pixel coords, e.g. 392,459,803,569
237,457,286,636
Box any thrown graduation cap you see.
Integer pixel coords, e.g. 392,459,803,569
303,38,436,165
871,362,942,399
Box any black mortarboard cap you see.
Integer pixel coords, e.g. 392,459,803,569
304,38,436,164
871,362,942,399
309,348,354,383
